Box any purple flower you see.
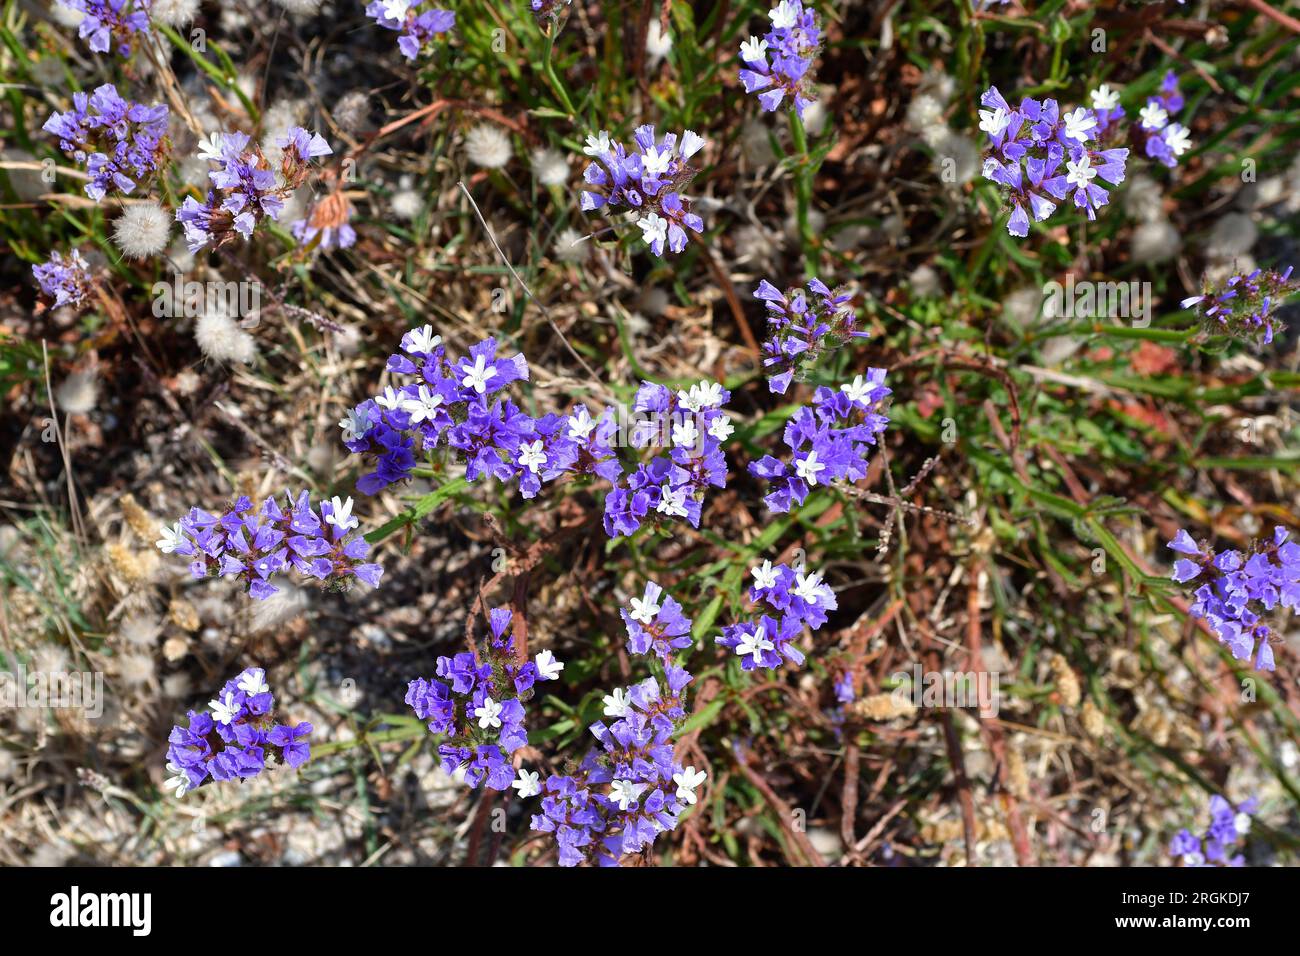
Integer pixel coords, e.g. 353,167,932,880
363,1,454,60
756,278,867,393
43,84,169,202
1181,265,1295,346
291,193,357,251
1169,794,1256,867
56,0,151,58
32,249,93,311
738,1,822,119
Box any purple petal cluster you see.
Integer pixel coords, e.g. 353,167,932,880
177,127,331,252
754,277,868,394
979,85,1129,237
1169,795,1257,867
165,667,313,796
601,379,732,538
579,125,707,256
43,83,169,202
737,0,821,118
1181,265,1295,346
715,559,837,670
749,372,891,513
32,249,93,311
291,194,357,251
405,607,562,790
530,583,702,866
1167,526,1299,672
56,0,151,57
363,1,454,60
154,491,383,600
1136,71,1191,169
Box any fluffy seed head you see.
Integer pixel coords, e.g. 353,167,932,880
195,307,257,364
464,124,513,169
112,201,172,259
55,369,99,414
530,147,568,186
150,0,201,25
119,612,163,648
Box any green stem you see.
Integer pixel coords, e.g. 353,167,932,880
542,30,578,120
787,110,817,278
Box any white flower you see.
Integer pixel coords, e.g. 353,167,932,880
512,768,541,798
1065,153,1097,190
380,0,411,20
841,374,875,405
464,124,512,169
209,691,240,725
403,324,441,354
736,628,775,662
473,697,503,730
680,130,706,160
236,667,270,696
460,354,497,394
769,0,799,29
113,201,171,259
794,450,826,486
583,131,612,157
673,766,707,804
1061,107,1097,143
642,145,673,178
1138,102,1168,130
156,522,186,554
645,20,673,63
978,106,1011,138
531,147,569,186
740,36,769,63
672,417,699,448
339,406,373,442
376,386,404,410
656,485,688,518
535,650,564,680
568,406,596,440
518,440,547,473
610,779,647,810
707,415,734,441
602,687,632,718
792,569,827,602
1234,812,1252,836
164,761,190,798
196,132,225,162
637,212,668,249
1163,123,1192,157
325,495,359,531
1090,84,1120,111
629,592,660,624
400,384,443,424
751,559,778,590
691,380,724,408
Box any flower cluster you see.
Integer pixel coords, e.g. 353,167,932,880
155,491,383,600
602,379,733,538
291,192,357,251
165,667,313,796
1181,265,1296,346
1168,526,1298,672
57,0,151,57
755,278,868,394
749,372,891,513
530,0,572,25
979,86,1129,237
1169,795,1257,867
43,84,169,202
363,1,454,60
32,249,94,312
1133,72,1192,169
530,583,705,866
405,607,563,791
177,127,332,252
738,0,821,119
579,125,707,256
715,559,837,670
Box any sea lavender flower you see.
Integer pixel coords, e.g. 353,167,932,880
32,249,93,311
406,607,562,790
978,85,1129,237
291,192,357,251
579,125,707,256
529,583,702,866
715,558,837,670
56,0,151,57
601,379,732,538
754,277,868,394
43,84,169,202
749,372,891,513
1084,73,1192,172
1169,795,1257,867
363,0,454,59
177,127,331,252
738,1,822,119
164,666,313,796
155,491,383,600
1167,526,1300,672
1180,265,1296,346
